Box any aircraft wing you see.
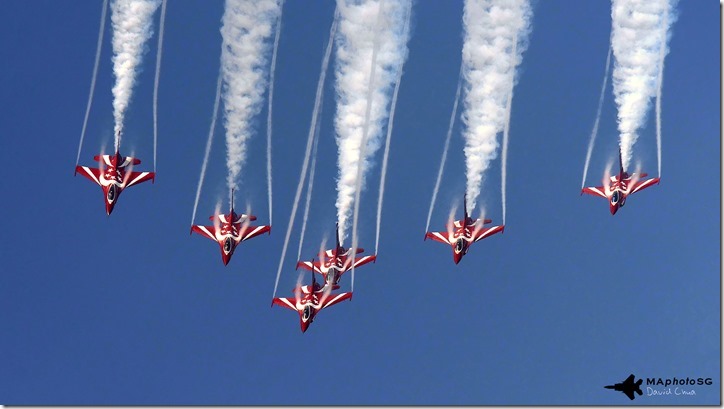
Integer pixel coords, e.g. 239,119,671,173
296,260,324,275
272,297,299,312
351,254,376,269
425,231,451,245
191,225,217,241
581,186,607,198
238,224,271,242
75,165,102,186
472,225,504,242
629,176,660,195
124,171,155,188
319,292,352,310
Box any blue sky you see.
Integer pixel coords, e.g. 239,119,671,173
0,0,719,405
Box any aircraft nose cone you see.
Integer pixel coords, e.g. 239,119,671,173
222,255,230,266
301,322,310,333
106,203,114,215
610,205,618,215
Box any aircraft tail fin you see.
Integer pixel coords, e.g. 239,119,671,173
230,188,235,213
618,146,624,174
463,193,468,220
335,222,341,249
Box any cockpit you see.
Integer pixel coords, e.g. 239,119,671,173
302,305,312,321
610,190,620,206
454,238,465,254
223,237,233,254
327,270,338,286
107,185,116,203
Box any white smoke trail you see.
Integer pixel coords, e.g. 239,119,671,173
342,0,382,249
461,0,532,213
424,68,462,234
76,0,109,166
349,1,383,292
375,0,412,254
655,0,675,177
335,0,411,244
220,0,282,198
500,32,517,227
611,0,676,171
655,65,662,178
581,45,612,189
297,124,321,261
152,0,167,172
191,74,223,226
266,1,284,226
273,12,338,299
111,0,162,150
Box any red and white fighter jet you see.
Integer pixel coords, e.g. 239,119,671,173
296,223,376,290
75,148,155,215
272,271,352,333
425,195,504,264
191,191,270,265
581,148,660,215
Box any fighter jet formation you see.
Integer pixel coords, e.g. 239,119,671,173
269,222,376,332
71,0,675,334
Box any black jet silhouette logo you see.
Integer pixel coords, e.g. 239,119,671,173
605,374,644,400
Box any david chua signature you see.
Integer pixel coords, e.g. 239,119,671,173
647,387,696,396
